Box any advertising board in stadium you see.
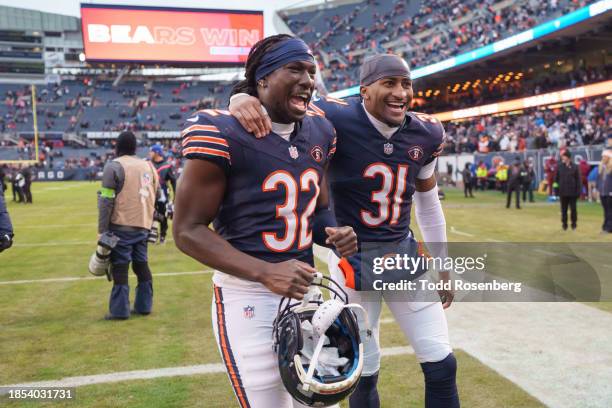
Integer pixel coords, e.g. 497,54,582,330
80,4,263,64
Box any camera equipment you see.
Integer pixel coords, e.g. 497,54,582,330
88,232,120,281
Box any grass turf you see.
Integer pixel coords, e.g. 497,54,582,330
2,181,610,407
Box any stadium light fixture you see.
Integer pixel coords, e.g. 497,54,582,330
434,79,612,122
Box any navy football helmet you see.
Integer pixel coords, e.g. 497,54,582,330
273,273,367,407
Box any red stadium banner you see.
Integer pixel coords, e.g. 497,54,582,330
80,5,263,64
434,80,612,122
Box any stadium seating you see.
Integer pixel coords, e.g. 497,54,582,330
0,80,235,135
284,0,584,90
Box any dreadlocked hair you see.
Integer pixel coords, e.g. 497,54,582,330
231,34,294,98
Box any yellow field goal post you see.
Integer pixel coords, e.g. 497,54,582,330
0,84,39,166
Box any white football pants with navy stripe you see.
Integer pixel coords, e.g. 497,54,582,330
211,282,340,408
328,250,452,375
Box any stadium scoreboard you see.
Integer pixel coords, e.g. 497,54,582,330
80,4,264,64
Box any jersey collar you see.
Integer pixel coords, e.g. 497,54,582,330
358,102,410,141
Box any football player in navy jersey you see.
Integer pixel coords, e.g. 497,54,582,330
229,54,460,408
173,35,357,408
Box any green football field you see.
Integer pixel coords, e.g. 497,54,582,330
1,181,610,407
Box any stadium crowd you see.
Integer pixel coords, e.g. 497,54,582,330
285,0,588,90
443,96,611,154
2,93,608,172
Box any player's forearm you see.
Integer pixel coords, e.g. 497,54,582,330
312,207,338,248
414,186,448,259
173,223,270,282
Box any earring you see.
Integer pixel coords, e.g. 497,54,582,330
258,80,266,88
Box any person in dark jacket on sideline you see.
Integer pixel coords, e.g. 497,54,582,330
0,185,14,252
521,160,535,203
21,165,32,204
462,162,474,198
599,150,612,233
556,150,581,230
506,158,522,209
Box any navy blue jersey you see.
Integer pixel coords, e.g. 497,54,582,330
181,108,336,265
152,159,176,202
310,96,444,243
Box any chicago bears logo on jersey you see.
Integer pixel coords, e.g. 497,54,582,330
407,146,424,161
311,145,324,162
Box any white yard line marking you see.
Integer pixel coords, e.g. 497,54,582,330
0,271,211,286
533,248,561,257
13,238,174,248
380,346,414,357
0,364,225,391
17,223,96,229
13,241,93,247
449,226,474,237
0,347,413,391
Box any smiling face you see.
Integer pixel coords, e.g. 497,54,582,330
361,75,413,127
257,60,316,124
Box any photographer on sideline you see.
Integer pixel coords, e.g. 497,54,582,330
0,183,14,252
98,131,159,320
149,144,176,244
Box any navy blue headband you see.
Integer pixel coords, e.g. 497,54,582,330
255,38,315,82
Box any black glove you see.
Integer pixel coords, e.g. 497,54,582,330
0,233,13,252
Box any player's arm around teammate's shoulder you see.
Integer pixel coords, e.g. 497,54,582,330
228,91,345,138
228,93,272,137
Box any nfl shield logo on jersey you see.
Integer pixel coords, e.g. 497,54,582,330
408,146,424,161
243,305,255,319
289,145,299,159
383,143,394,155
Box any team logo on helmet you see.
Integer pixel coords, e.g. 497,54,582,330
310,146,324,162
408,145,424,161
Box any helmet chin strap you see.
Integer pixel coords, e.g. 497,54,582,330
302,299,371,391
301,272,324,308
